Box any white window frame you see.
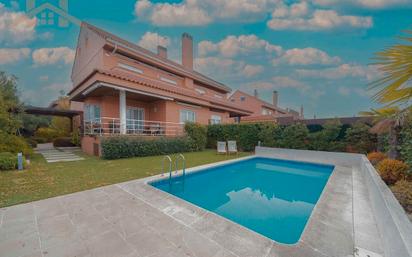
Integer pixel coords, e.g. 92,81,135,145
180,109,196,123
84,104,101,122
210,115,222,125
160,76,177,85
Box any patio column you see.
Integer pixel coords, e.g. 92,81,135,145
119,90,126,134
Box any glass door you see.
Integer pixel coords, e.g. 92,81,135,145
127,107,144,134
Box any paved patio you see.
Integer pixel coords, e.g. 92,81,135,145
0,158,383,257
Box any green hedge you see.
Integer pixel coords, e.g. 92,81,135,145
100,136,196,159
206,121,376,153
184,123,207,151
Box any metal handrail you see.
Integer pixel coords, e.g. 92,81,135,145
175,154,186,177
161,155,172,179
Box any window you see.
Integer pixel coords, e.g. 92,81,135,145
214,94,223,99
210,115,221,125
195,88,206,95
240,96,246,102
180,110,196,123
262,108,273,115
118,63,143,74
84,104,101,122
127,107,144,133
160,77,177,85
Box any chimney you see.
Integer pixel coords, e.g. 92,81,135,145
157,45,167,59
272,91,278,107
254,89,258,98
182,33,193,70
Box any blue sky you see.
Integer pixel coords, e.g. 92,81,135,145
0,0,411,118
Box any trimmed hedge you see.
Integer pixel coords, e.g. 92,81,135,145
100,136,196,159
184,123,207,151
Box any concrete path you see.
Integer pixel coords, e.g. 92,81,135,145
35,143,84,163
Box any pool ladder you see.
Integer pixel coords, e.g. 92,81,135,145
161,154,186,181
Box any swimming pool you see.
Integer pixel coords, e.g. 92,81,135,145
151,157,334,244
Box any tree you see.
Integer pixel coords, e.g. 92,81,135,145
361,107,409,158
0,72,23,134
345,122,377,154
370,30,412,107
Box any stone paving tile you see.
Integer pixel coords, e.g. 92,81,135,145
0,233,40,257
192,212,272,257
42,239,91,257
268,241,329,257
86,231,134,257
37,214,81,251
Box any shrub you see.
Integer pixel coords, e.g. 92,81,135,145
367,152,387,166
0,131,32,156
391,180,412,213
100,136,196,159
184,123,207,151
0,152,17,170
278,123,309,149
32,137,48,144
400,121,412,167
34,127,60,142
238,123,260,151
25,138,38,148
53,137,75,147
345,122,377,154
377,159,410,185
257,122,281,147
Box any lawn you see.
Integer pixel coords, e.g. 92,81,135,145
0,150,251,208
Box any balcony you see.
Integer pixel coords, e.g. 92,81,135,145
83,117,185,136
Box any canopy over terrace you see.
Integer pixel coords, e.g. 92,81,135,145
25,106,82,132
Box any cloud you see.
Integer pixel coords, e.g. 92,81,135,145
267,2,372,31
271,76,311,91
138,32,171,52
242,64,264,77
273,47,340,66
313,0,410,9
198,34,282,58
32,47,75,66
0,3,37,44
242,76,310,92
296,63,380,81
0,48,31,65
134,0,277,26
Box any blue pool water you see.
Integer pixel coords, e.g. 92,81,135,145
151,157,334,244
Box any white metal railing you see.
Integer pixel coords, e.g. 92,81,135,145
83,117,185,136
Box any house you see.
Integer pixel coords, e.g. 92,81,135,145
68,23,253,155
228,89,303,123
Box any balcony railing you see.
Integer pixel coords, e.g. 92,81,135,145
83,117,185,136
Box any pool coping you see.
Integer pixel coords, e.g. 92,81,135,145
128,154,361,257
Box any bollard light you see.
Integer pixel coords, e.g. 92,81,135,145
17,152,23,171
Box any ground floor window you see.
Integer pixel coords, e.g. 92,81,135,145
210,115,222,124
84,104,101,122
180,109,196,123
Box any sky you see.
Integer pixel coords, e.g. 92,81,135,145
0,0,411,118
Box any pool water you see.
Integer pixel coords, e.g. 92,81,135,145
151,157,334,244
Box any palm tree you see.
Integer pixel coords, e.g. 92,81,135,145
364,29,412,158
370,30,412,107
